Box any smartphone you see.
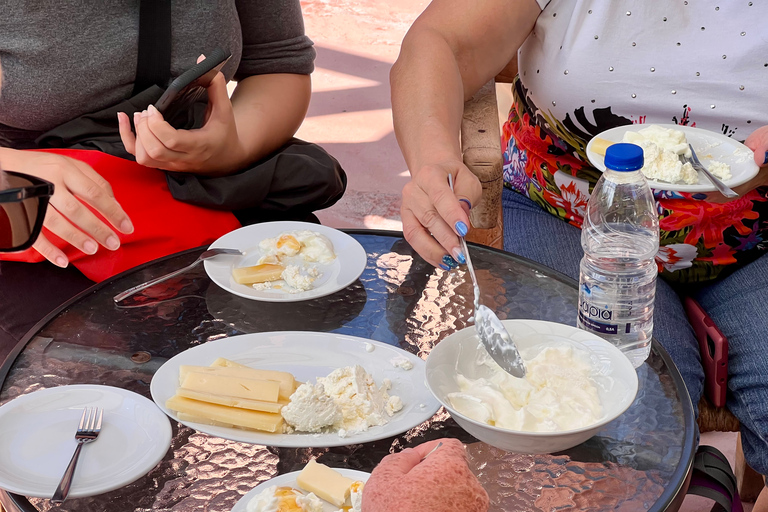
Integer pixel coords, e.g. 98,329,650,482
155,48,232,116
683,297,728,408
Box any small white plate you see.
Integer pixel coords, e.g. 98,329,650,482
0,385,171,498
204,221,367,302
231,468,370,512
150,331,441,447
586,124,759,192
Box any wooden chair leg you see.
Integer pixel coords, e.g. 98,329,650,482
736,432,765,502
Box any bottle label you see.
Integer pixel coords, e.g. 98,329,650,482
578,309,631,335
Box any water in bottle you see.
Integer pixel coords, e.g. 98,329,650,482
577,143,660,367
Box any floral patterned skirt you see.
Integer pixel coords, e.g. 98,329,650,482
501,80,768,284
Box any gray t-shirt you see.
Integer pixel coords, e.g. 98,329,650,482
0,0,315,146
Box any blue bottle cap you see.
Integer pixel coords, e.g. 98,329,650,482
604,143,644,172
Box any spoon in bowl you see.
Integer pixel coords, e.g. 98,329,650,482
448,174,526,378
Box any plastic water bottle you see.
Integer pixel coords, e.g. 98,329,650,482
577,143,660,367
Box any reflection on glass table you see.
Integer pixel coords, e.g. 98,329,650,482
0,231,695,512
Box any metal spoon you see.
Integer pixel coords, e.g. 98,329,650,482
113,247,244,303
448,174,526,378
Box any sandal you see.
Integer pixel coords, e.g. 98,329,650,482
687,445,742,512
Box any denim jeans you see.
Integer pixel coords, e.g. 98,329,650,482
502,188,768,475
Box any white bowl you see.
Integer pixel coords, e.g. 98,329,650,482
425,319,639,454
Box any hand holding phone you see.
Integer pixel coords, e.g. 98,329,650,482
155,48,231,117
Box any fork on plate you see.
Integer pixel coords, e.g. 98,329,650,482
682,143,738,198
51,407,103,503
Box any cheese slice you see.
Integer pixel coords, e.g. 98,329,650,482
167,395,283,432
210,357,249,369
590,137,615,156
180,372,280,402
181,364,295,399
176,388,288,413
232,263,285,285
296,459,354,507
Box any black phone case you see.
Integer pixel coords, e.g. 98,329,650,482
155,48,231,115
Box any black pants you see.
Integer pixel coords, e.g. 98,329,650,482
0,261,93,366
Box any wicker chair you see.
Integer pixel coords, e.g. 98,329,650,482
460,68,764,503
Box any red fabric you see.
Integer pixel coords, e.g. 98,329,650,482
0,149,241,282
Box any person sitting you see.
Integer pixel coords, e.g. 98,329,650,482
0,0,345,363
390,0,768,508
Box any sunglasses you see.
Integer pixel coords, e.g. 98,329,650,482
0,171,54,251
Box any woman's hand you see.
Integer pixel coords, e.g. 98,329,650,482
362,438,489,512
402,161,481,269
118,57,247,176
707,126,768,201
0,149,133,267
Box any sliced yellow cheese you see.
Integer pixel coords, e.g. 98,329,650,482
166,395,283,432
176,388,288,413
590,137,615,156
180,371,280,402
296,459,354,507
181,364,295,399
232,263,285,285
210,357,249,369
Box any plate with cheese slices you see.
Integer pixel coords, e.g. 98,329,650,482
231,460,369,512
586,123,759,193
150,331,441,447
204,221,367,302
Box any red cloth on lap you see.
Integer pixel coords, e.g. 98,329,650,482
0,149,241,282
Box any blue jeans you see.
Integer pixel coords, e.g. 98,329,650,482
502,188,768,475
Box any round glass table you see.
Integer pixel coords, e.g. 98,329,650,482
0,230,695,511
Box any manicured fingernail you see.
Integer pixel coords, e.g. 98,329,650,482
763,151,768,165
455,221,468,237
148,104,158,116
55,256,68,268
117,112,125,122
439,263,450,271
106,236,120,250
83,240,98,255
442,255,459,268
121,219,134,233
459,199,472,210
452,248,466,265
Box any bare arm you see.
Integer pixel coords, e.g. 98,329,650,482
390,0,540,267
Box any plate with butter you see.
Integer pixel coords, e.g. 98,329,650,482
231,460,369,512
204,221,367,302
586,124,759,193
150,331,441,447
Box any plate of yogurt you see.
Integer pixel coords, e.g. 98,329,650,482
150,331,441,448
586,124,759,193
204,221,368,302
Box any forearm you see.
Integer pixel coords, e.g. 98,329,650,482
230,73,311,165
391,29,466,175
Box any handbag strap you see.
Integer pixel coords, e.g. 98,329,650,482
132,0,172,95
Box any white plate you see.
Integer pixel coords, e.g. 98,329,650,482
150,332,441,447
204,221,367,302
585,124,759,192
0,385,171,498
231,468,370,512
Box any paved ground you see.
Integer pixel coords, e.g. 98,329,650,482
298,1,750,510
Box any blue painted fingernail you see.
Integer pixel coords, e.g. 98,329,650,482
459,198,472,210
455,221,468,237
452,248,466,265
442,255,459,268
439,263,450,271
763,151,768,165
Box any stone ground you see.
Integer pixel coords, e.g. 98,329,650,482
297,1,748,510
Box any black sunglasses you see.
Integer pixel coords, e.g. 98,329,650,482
0,171,54,252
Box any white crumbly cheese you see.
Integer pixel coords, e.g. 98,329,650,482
627,139,699,184
281,383,342,433
389,356,413,371
246,486,323,512
364,342,375,353
281,265,319,292
282,365,403,437
448,345,602,432
623,125,691,157
708,160,732,180
252,281,274,291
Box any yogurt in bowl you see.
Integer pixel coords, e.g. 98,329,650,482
425,319,639,454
